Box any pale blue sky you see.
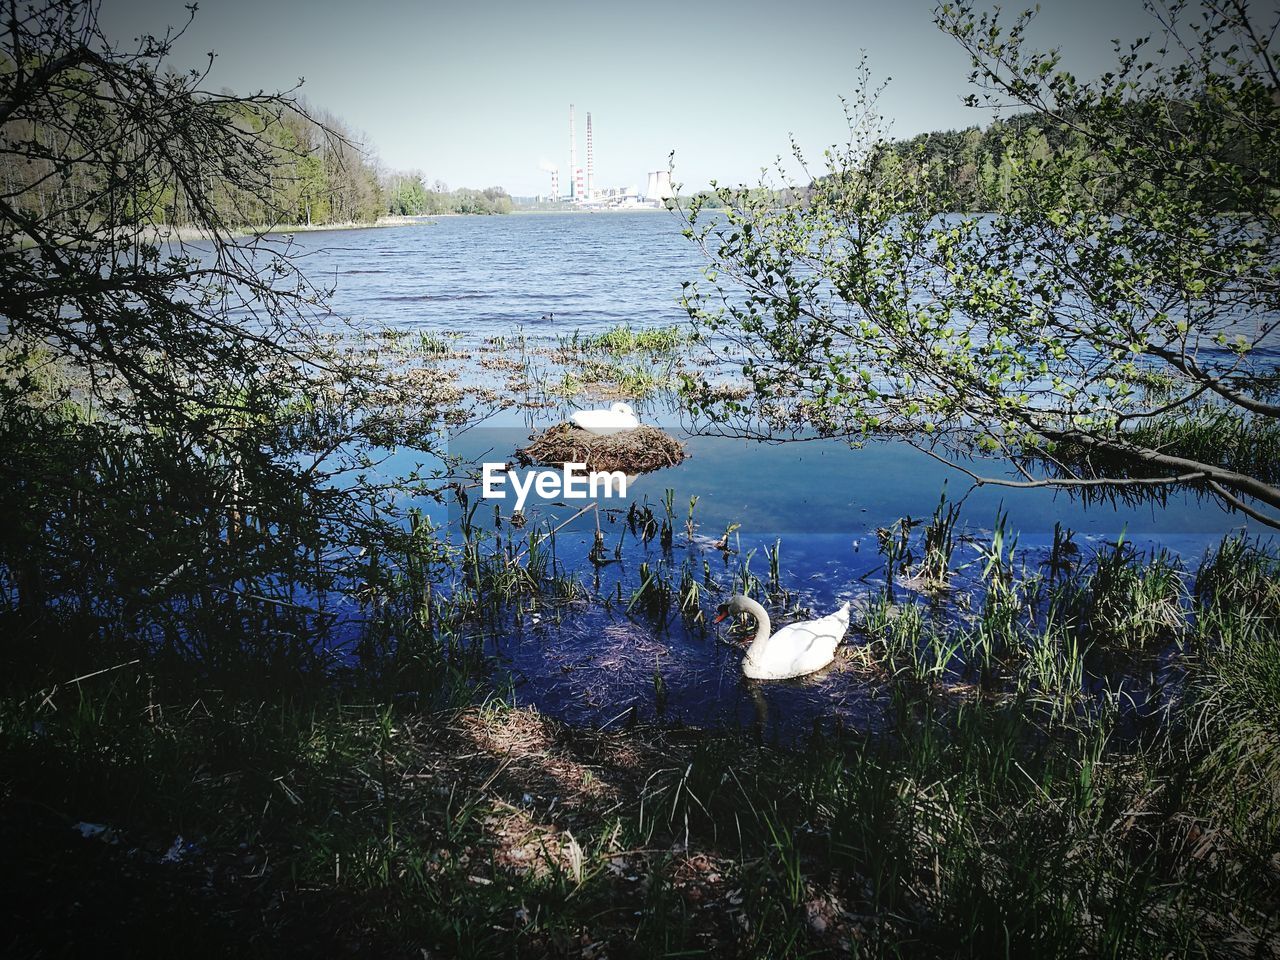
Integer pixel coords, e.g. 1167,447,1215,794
101,0,1157,195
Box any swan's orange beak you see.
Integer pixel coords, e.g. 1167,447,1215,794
713,610,729,624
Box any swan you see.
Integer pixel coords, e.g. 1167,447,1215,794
571,401,639,434
714,595,851,680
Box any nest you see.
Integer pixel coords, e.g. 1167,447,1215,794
516,422,686,475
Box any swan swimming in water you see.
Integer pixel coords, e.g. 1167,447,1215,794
715,595,851,680
571,401,639,434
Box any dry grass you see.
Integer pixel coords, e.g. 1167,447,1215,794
516,423,687,475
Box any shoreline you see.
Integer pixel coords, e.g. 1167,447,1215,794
150,215,445,242
152,206,671,242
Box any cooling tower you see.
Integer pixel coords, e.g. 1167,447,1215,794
645,170,673,201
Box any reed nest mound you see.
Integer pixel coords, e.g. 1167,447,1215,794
516,422,687,475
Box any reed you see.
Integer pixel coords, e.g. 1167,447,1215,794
918,486,960,589
1073,536,1186,649
7,384,1280,957
627,560,675,626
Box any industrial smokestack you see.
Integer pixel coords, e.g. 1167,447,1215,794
538,159,559,201
586,112,594,200
569,104,577,200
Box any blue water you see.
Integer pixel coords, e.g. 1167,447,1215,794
277,215,1264,738
283,212,696,336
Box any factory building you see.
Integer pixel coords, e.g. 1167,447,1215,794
540,105,667,207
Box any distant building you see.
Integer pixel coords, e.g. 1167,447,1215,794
547,104,669,207
645,170,673,203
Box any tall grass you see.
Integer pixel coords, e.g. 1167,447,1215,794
4,394,1279,956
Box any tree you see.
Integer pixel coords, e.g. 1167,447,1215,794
1,0,338,428
0,0,438,662
384,170,430,215
679,1,1280,527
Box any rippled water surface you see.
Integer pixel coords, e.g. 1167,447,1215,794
288,212,697,337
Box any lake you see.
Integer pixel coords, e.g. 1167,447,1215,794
274,213,1260,738
285,212,695,337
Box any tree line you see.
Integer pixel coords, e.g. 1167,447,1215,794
2,71,509,230
878,95,1271,213
382,172,513,216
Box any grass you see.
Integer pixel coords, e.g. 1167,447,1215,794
471,323,694,410
3,387,1279,956
1040,535,1187,652
553,359,675,400
6,569,1278,958
568,324,692,358
1032,405,1280,488
918,489,960,588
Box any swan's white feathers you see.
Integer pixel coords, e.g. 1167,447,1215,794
570,402,639,434
741,600,850,681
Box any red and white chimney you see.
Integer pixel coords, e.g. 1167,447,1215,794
586,112,594,200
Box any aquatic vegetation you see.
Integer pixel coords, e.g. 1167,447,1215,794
1046,521,1080,578
1035,407,1280,490
863,594,925,675
676,559,707,633
627,560,675,627
569,323,692,358
729,547,764,600
626,501,660,544
414,329,460,356
712,521,741,553
875,518,916,599
1022,618,1086,714
766,538,785,599
917,487,961,591
1195,534,1280,625
578,359,675,399
684,494,700,542
659,488,676,551
1073,538,1187,649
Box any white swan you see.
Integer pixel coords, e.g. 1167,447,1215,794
570,401,639,434
714,595,851,680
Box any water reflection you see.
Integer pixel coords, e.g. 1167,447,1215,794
263,218,1266,738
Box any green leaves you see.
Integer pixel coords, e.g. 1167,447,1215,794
674,0,1280,527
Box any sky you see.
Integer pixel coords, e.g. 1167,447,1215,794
99,0,1160,196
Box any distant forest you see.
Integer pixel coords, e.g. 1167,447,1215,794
874,102,1266,211
686,109,1187,212
678,113,1071,211
382,173,514,216
3,92,512,229
881,112,1071,209
4,76,1159,230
